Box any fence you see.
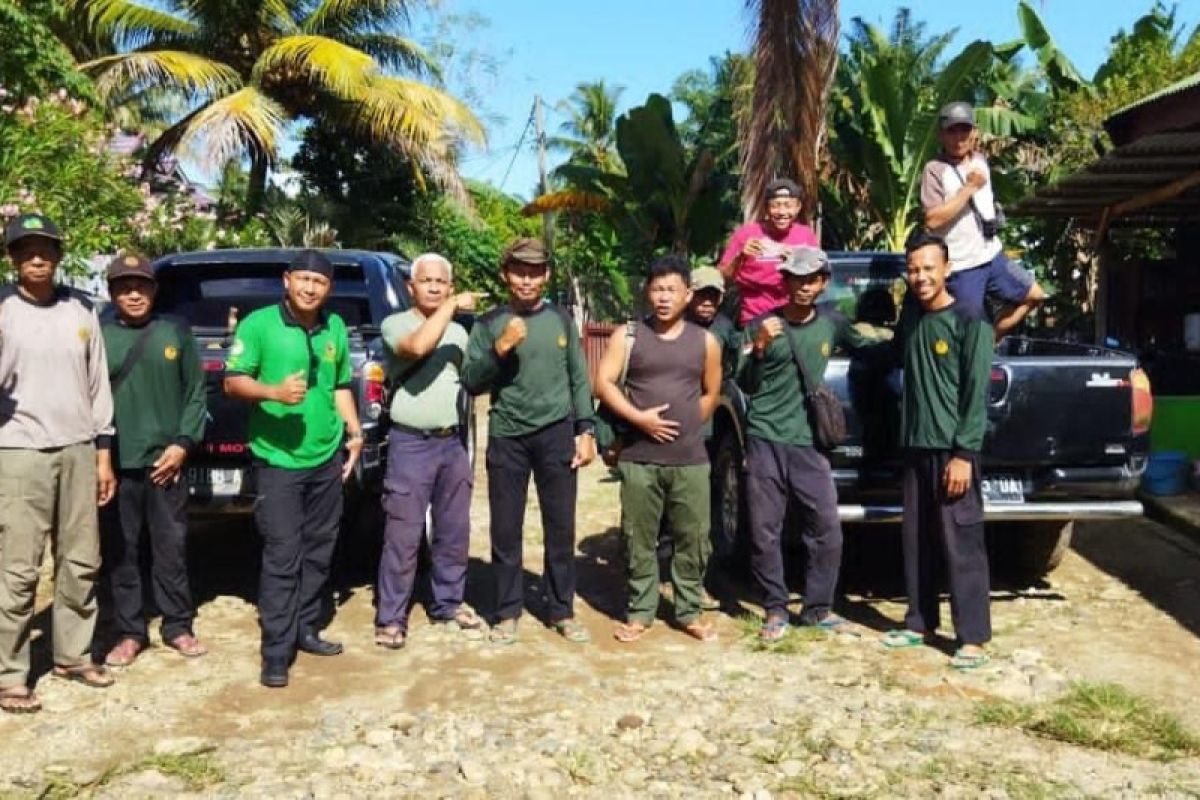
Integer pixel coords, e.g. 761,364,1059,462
583,322,618,385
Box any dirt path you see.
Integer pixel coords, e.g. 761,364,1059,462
2,450,1200,797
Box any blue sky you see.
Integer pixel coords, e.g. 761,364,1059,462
411,0,1187,200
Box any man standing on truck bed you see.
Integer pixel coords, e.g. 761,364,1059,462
882,232,993,670
461,238,596,645
596,255,722,643
920,102,1045,338
224,249,364,688
373,253,483,650
100,254,208,668
737,247,888,642
0,214,117,714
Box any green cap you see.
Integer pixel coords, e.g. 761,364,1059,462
501,237,549,267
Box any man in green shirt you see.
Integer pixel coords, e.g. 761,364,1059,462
738,246,888,641
224,250,363,687
461,238,596,645
99,254,208,668
882,232,994,670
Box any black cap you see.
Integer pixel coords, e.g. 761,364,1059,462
106,253,155,283
286,249,334,278
938,102,975,130
765,178,802,199
4,214,63,250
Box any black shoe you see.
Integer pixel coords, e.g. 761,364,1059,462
297,632,343,656
260,659,288,688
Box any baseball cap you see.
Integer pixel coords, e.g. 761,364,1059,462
765,178,802,199
501,237,549,267
779,246,831,277
939,102,976,130
3,213,63,250
286,249,334,278
106,253,155,283
689,266,725,294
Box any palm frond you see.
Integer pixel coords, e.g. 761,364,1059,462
72,0,197,49
83,50,241,102
344,76,485,148
341,33,442,80
522,191,610,216
740,0,840,222
301,0,413,37
254,34,378,98
173,87,288,167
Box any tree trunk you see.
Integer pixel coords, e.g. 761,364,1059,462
246,150,269,216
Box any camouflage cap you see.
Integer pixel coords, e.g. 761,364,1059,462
501,237,549,267
689,266,725,294
106,253,155,283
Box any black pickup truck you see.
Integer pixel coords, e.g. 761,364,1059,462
710,251,1153,580
149,248,436,511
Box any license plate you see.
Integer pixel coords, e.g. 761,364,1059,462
981,475,1025,504
187,467,244,497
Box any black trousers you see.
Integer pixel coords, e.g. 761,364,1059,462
487,419,577,622
901,449,991,645
254,454,343,661
100,469,194,643
746,437,843,622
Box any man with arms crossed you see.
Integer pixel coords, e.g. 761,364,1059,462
596,255,721,643
224,249,363,687
374,253,482,649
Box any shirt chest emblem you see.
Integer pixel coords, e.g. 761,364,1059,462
164,345,178,361
933,339,950,356
557,334,567,348
820,341,831,357
322,341,337,362
77,326,91,342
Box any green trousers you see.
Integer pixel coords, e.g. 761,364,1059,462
0,444,101,689
618,461,710,625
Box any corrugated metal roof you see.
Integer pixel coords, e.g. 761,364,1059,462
1109,71,1200,119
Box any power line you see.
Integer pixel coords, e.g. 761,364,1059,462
498,103,535,192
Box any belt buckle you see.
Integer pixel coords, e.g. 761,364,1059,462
435,426,454,437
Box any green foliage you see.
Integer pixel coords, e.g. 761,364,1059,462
394,181,539,296
977,681,1200,761
0,0,95,102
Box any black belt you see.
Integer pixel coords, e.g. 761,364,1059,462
392,422,459,439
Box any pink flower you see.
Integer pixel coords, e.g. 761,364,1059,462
0,204,18,218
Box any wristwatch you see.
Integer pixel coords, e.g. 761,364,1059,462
346,430,364,442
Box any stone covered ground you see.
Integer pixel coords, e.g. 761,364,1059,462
2,443,1200,798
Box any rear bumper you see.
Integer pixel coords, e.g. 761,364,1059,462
839,500,1144,523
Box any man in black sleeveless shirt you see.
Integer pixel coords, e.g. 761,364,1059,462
595,255,721,642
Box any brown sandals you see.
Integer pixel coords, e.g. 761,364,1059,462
0,686,41,714
52,663,115,688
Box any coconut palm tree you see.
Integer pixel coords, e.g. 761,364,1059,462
72,0,484,211
739,0,840,223
551,80,624,173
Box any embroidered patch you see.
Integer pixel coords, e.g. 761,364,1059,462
77,326,90,342
230,339,245,357
164,345,178,360
933,339,950,356
124,255,140,267
557,334,567,348
23,217,44,230
323,341,337,362
821,341,831,357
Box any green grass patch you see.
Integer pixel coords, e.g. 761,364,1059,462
976,681,1200,762
132,752,225,791
738,613,827,654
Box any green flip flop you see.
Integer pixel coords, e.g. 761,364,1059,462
881,629,926,649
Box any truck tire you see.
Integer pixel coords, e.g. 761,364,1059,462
988,521,1074,584
711,427,749,571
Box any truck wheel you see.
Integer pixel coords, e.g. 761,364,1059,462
711,428,748,571
988,521,1074,584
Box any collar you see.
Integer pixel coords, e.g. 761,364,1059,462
113,311,158,329
278,300,329,332
12,283,64,308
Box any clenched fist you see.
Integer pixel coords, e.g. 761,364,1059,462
274,371,308,405
453,292,479,312
754,317,784,356
965,168,988,191
495,316,527,357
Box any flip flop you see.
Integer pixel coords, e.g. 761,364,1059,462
166,633,208,658
52,664,114,689
759,614,789,642
951,648,990,670
0,686,41,714
105,637,144,667
374,626,406,650
881,629,927,649
489,618,518,646
551,617,591,644
682,619,718,643
613,621,650,643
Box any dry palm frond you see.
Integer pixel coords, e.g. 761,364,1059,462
254,34,378,98
741,0,839,224
174,87,288,169
83,50,241,101
522,191,610,216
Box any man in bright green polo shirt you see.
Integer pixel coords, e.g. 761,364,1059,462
224,249,363,688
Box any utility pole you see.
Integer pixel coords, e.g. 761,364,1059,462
533,94,582,324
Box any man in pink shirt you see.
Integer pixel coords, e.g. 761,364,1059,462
718,179,819,325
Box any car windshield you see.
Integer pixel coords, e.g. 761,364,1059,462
154,262,377,330
818,256,907,354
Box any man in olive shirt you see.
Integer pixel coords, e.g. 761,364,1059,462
883,232,993,669
738,247,889,641
374,253,482,650
461,238,596,645
224,249,363,687
686,266,737,379
100,254,208,667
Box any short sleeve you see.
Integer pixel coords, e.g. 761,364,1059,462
225,316,261,377
335,320,353,387
920,161,946,210
719,224,750,268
